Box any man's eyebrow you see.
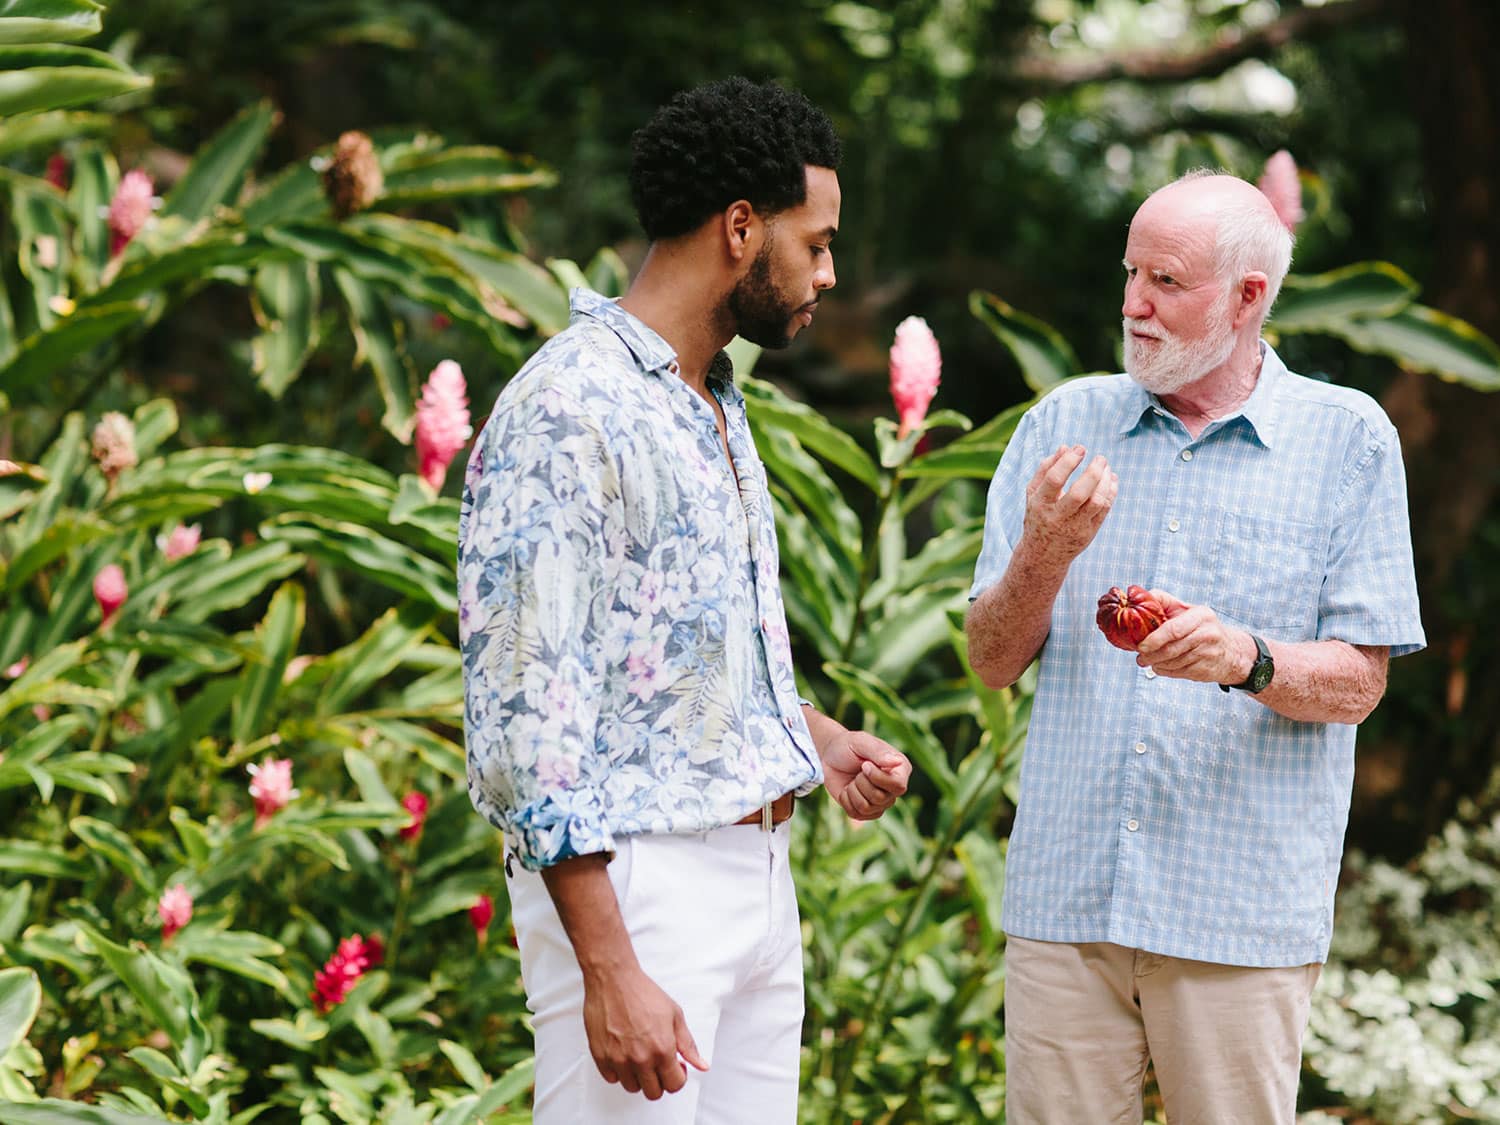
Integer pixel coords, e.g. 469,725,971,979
819,225,838,241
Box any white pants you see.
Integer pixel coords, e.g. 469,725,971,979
505,823,804,1124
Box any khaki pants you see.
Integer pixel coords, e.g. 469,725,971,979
1003,936,1322,1125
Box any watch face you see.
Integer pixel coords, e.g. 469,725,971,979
1249,651,1275,693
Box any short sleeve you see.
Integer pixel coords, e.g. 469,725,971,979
1317,423,1425,656
971,404,1044,601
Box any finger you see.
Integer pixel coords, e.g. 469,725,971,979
1061,454,1110,510
639,1067,664,1100
1041,445,1088,495
617,1068,642,1094
676,1013,709,1072
1148,588,1192,617
840,782,877,819
659,1056,689,1095
859,759,907,796
596,1059,621,1085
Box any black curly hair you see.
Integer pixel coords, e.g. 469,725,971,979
629,76,842,242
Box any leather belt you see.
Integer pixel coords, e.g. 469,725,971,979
733,791,795,829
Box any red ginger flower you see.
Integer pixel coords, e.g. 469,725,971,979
108,170,155,256
247,757,298,827
469,894,494,944
889,316,942,439
91,411,137,483
93,565,127,625
311,933,384,1012
415,360,471,492
1257,150,1304,233
45,153,69,191
157,884,193,941
399,791,429,843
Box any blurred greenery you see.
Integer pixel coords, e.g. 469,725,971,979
5,0,1500,1120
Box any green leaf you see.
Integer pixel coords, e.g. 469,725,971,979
408,870,495,926
377,144,556,204
437,1039,487,1092
316,601,438,715
969,290,1080,393
66,143,111,283
1271,261,1420,332
0,880,32,941
0,1,103,44
343,748,398,810
231,581,304,747
740,374,881,490
161,100,277,223
583,246,629,298
0,967,42,1058
169,808,212,865
475,1056,537,1114
172,930,293,999
130,398,178,459
70,816,156,892
332,268,415,441
0,46,149,116
74,923,211,1072
903,399,1030,482
0,1101,172,1124
0,302,143,398
249,259,320,397
954,831,1007,950
249,1013,329,1052
81,233,277,308
260,514,457,611
0,840,89,880
1335,303,1500,390
0,109,110,158
349,214,568,336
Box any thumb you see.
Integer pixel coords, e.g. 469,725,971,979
850,731,905,770
1149,588,1192,618
676,1011,709,1072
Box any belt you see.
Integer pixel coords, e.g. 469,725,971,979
733,791,795,830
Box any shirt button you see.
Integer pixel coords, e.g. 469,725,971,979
1167,518,1181,532
1127,819,1140,832
1180,449,1193,462
1144,667,1158,680
1134,741,1147,754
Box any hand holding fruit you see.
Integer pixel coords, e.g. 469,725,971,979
1096,585,1167,650
1101,587,1257,686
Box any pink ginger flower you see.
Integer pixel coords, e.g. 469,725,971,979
415,360,471,492
469,894,495,945
247,757,298,827
889,315,942,439
91,412,137,484
312,933,384,1012
108,170,156,256
1258,150,1304,233
398,791,429,843
159,523,202,561
157,884,193,941
93,565,127,625
3,656,27,679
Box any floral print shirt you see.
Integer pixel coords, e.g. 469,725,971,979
459,289,822,870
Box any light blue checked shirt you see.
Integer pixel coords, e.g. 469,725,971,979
459,289,822,871
972,343,1424,967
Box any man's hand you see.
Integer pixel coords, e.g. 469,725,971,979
1021,445,1118,569
804,706,912,819
1134,589,1254,685
581,964,708,1099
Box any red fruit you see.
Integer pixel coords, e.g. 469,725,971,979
1096,585,1166,651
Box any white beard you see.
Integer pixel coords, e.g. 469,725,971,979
1123,295,1237,395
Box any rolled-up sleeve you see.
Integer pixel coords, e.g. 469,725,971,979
1318,420,1426,656
971,406,1042,601
459,386,619,869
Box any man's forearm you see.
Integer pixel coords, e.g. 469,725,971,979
1233,636,1389,724
540,853,639,983
965,544,1070,689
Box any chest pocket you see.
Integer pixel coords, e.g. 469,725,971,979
1212,510,1325,640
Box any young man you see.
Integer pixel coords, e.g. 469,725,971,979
966,172,1424,1123
458,77,912,1123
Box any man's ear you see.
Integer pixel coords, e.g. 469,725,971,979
1235,272,1270,328
723,200,756,263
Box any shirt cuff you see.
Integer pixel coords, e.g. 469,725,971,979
507,788,615,872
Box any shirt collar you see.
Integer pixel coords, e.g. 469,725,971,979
569,287,737,397
1117,340,1283,448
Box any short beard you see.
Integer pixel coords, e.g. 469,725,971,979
1123,292,1237,396
727,241,800,349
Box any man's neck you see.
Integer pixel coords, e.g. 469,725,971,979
1157,337,1265,439
617,246,733,397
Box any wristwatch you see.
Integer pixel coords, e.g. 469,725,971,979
1221,633,1274,693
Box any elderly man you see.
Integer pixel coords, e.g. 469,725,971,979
966,171,1424,1123
458,77,911,1124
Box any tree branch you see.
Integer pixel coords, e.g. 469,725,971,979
1004,0,1392,90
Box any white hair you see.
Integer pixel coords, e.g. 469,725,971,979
1174,168,1295,324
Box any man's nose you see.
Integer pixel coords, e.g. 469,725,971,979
1122,275,1150,320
